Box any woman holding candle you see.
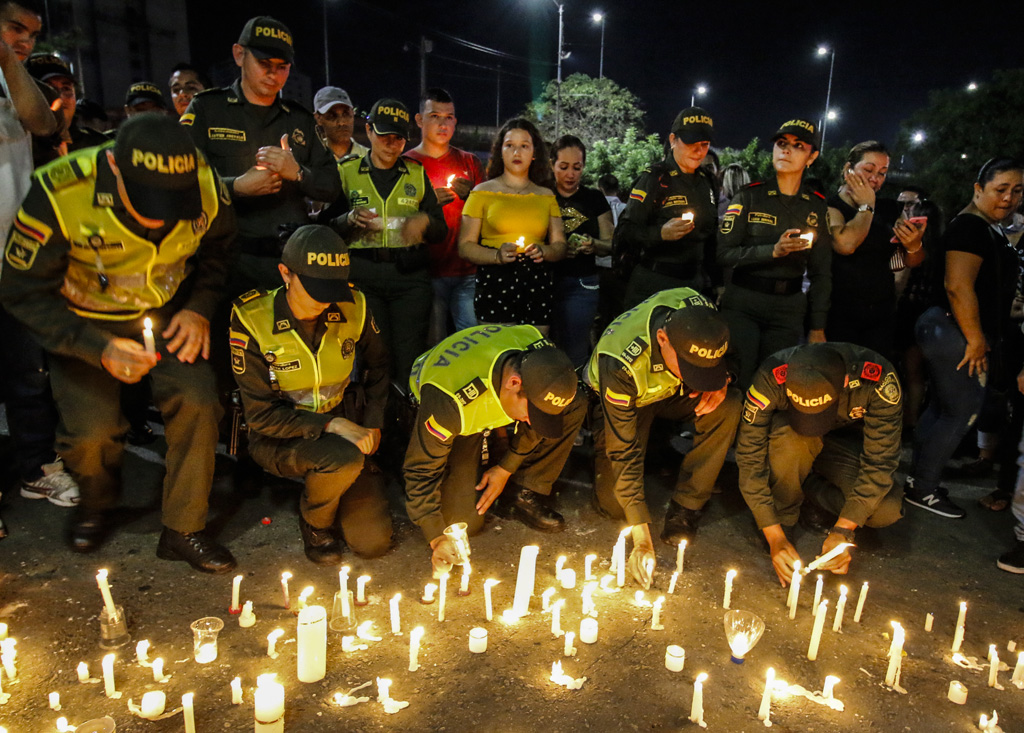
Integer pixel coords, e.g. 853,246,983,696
717,118,832,386
548,135,613,366
458,118,567,335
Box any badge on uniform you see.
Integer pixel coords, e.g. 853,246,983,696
341,338,355,357
404,183,416,196
5,235,40,271
875,372,901,405
425,415,452,442
292,128,306,147
326,312,341,322
849,406,866,419
806,212,819,227
454,377,487,406
861,362,882,381
264,351,277,364
192,212,209,236
96,192,114,207
231,348,245,374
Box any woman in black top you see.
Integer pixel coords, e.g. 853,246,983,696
826,141,926,360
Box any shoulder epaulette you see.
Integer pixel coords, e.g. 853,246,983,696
233,289,267,306
39,156,90,192
192,87,224,98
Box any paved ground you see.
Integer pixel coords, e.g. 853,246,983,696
1,417,1023,731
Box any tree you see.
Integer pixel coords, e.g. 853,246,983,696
718,137,851,193
719,138,772,182
524,73,646,150
897,69,1024,215
585,126,664,190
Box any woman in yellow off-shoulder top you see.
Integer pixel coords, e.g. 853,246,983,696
458,118,566,334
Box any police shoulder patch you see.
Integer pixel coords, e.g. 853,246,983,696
604,388,631,408
772,364,788,384
629,188,647,203
179,112,195,126
234,289,263,305
424,414,453,442
746,385,770,410
620,337,648,364
875,372,902,405
12,210,51,244
454,377,487,406
230,347,245,374
860,362,882,381
5,234,41,270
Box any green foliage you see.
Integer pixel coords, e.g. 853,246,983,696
719,138,772,181
524,73,646,151
897,69,1024,215
717,137,850,194
585,126,664,190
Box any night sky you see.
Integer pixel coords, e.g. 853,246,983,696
186,0,1024,153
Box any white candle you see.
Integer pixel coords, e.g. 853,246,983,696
757,667,774,722
952,601,967,653
804,542,853,573
142,317,156,354
195,643,217,664
390,593,402,635
822,675,839,699
563,631,576,657
140,690,165,719
681,212,695,223
297,586,313,612
885,621,904,687
584,554,597,580
297,605,327,683
555,555,567,578
651,596,665,630
925,613,934,632
96,569,117,618
460,565,471,595
0,639,14,680
240,600,256,628
0,623,6,640
665,644,685,672
280,572,292,609
438,572,449,622
787,561,802,619
582,582,597,617
947,680,968,704
151,657,165,683
254,674,284,733
807,600,828,660
56,719,72,733
813,574,823,610
614,528,629,588
542,587,556,611
339,566,350,609
409,627,424,672
800,232,815,245
231,574,243,612
101,652,116,697
853,581,868,623
689,672,707,727
668,571,679,595
356,575,370,605
48,691,60,710
723,569,737,609
183,692,196,733
484,580,498,621
376,677,392,702
551,599,565,637
136,639,150,666
76,661,89,682
832,585,848,633
422,583,437,604
988,648,1000,688
511,545,540,618
267,629,284,658
1012,651,1024,685
231,676,243,704
515,236,526,253
560,569,577,590
579,617,598,644
676,540,687,573
469,627,487,653
446,174,456,187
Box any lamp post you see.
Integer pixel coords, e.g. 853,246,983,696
691,84,707,107
592,12,605,79
537,0,567,137
816,44,835,152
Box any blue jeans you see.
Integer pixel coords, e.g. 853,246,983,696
551,274,600,367
910,307,987,492
429,275,477,346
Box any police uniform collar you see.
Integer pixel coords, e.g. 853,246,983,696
272,283,354,333
359,153,409,175
229,78,288,113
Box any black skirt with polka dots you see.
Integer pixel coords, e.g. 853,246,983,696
474,256,555,326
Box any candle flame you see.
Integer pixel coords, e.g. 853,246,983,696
281,571,292,580
696,672,708,683
446,174,456,186
144,317,153,330
726,569,737,579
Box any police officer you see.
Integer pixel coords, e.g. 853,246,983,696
124,81,166,116
614,107,718,308
327,98,447,383
587,288,741,588
25,52,105,164
736,342,904,586
0,113,238,571
181,16,340,291
404,327,585,574
230,225,392,565
717,118,832,387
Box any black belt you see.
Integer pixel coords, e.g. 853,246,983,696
638,258,700,280
731,269,803,296
350,245,423,264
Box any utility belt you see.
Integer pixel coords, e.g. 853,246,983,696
350,244,428,273
731,269,803,296
638,257,700,281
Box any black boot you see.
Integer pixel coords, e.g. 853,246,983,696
69,509,112,553
157,527,237,574
498,485,565,533
660,501,701,546
299,517,344,565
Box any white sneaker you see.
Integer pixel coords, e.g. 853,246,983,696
20,459,80,507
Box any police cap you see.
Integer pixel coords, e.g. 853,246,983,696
25,53,73,84
281,225,353,304
670,106,714,144
519,346,577,439
367,98,411,139
124,81,165,109
784,343,846,437
238,16,294,64
662,305,729,392
772,118,821,151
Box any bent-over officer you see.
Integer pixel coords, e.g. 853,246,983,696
736,342,904,586
404,327,585,575
586,288,741,588
230,225,392,565
0,113,238,572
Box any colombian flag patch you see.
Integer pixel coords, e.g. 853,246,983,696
228,331,249,349
725,203,743,217
629,189,647,203
746,385,770,410
604,388,631,407
425,415,452,442
13,210,51,244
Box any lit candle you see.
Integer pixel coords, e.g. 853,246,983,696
582,582,597,617
239,600,256,628
356,575,370,605
813,574,823,610
460,564,471,596
96,569,117,618
135,639,150,666
438,571,449,622
266,628,284,658
689,672,707,727
680,212,695,223
723,569,737,609
48,692,60,711
635,590,648,607
376,677,392,702
584,554,597,580
76,661,89,682
511,545,540,618
787,561,802,619
564,631,576,657
832,585,848,633
579,617,598,644
925,613,934,632
143,317,155,354
651,595,666,630
560,569,577,590
56,719,72,733
338,565,350,605
446,174,456,187
800,232,815,245
551,599,565,637
665,645,685,672
668,571,679,595
484,579,499,621
140,690,166,719
1012,651,1024,686
231,676,243,704
988,647,1000,688
280,572,292,609
0,623,5,640
952,601,967,653
101,652,116,697
183,692,196,733
555,555,567,579
614,528,629,588
853,581,868,623
542,587,556,611
600,574,616,593
822,675,839,700
469,627,487,654
390,593,402,635
757,667,774,722
676,540,687,573
803,543,853,573
807,600,828,661
0,639,14,680
885,621,904,687
515,236,526,253
422,583,437,604
254,674,285,733
297,605,327,683
947,680,968,704
409,627,424,672
151,657,165,683
230,574,243,613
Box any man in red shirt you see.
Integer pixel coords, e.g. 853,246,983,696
405,87,484,345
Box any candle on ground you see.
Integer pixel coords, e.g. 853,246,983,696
356,575,370,605
183,692,196,733
757,667,774,722
48,692,60,711
787,562,802,619
853,581,868,623
947,680,968,704
542,587,556,611
1012,651,1024,686
151,657,166,683
460,564,471,596
822,675,839,699
676,540,687,573
555,555,567,579
582,582,597,617
0,623,5,640
390,593,402,635
668,571,679,595
240,600,256,628
560,569,577,590
135,639,150,666
812,574,823,610
101,653,116,697
925,613,934,632
665,645,685,672
254,674,285,733
0,639,14,680
267,629,284,658
564,631,576,657
469,627,487,654
76,661,89,682
230,574,243,613
952,601,967,653
885,622,905,687
296,586,313,613
280,572,292,609
580,617,598,644
723,569,737,609
409,627,424,672
689,673,707,727
807,600,828,660
832,585,848,633
231,676,243,704
140,691,166,719
484,580,499,621
551,599,565,637
296,605,327,683
96,569,117,618
438,572,449,622
142,317,156,354
584,554,597,580
421,583,437,604
988,648,1000,688
511,545,540,618
651,596,665,630
614,528,629,587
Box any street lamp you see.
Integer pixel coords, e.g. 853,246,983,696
816,44,835,152
967,81,978,91
912,131,925,144
538,0,567,137
691,84,707,106
592,12,606,79
826,109,838,121
323,0,330,85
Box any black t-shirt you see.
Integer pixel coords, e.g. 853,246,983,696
827,195,900,308
555,186,611,279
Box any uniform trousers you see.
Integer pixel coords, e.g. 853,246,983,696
623,265,703,310
592,387,741,520
720,285,808,387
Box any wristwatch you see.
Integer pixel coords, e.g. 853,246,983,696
829,525,856,543
857,203,874,214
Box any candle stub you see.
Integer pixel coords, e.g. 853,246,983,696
947,680,967,704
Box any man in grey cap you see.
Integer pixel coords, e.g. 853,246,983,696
230,224,392,564
313,86,367,162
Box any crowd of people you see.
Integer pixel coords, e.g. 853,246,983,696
2,5,1024,587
